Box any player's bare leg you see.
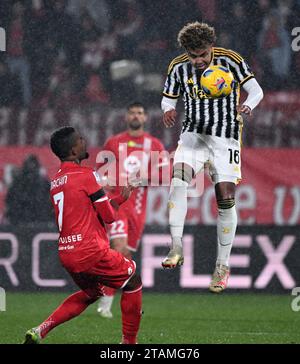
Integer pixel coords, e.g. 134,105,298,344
209,182,237,293
162,163,194,269
97,237,131,317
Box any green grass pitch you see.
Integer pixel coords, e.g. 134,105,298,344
0,292,299,344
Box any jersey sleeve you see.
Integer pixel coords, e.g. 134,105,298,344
84,170,103,197
162,62,181,99
84,169,116,223
224,50,254,86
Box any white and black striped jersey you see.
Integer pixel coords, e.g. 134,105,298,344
162,47,254,141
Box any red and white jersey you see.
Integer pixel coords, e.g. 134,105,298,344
50,161,109,272
99,131,168,216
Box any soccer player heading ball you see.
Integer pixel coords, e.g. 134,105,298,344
24,127,142,344
161,22,263,292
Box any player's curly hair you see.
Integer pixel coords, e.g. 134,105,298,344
50,126,76,160
178,22,216,50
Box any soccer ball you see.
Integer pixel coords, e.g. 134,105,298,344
200,65,235,98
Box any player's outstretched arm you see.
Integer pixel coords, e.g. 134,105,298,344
238,78,264,116
161,96,178,128
91,186,133,224
87,172,132,223
90,188,117,224
109,185,134,210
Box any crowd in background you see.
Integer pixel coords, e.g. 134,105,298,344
5,154,53,225
1,0,300,225
0,0,299,109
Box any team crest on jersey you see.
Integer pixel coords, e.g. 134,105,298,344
128,140,136,147
128,140,143,148
123,155,141,174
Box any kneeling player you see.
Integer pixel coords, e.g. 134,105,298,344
24,127,142,344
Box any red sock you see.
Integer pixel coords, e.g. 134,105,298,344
103,286,116,296
121,286,142,344
38,291,97,338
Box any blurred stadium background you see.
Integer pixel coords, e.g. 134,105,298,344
1,0,300,344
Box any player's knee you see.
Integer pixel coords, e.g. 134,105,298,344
82,290,101,304
172,162,194,184
123,273,142,292
217,198,235,210
217,198,235,214
215,182,236,202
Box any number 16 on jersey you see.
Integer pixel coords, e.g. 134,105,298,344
228,148,240,164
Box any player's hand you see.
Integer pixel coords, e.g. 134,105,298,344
237,104,252,116
163,109,177,128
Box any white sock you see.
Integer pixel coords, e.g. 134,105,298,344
168,177,188,248
98,295,114,311
216,205,237,267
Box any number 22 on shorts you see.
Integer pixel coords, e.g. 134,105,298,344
110,220,125,235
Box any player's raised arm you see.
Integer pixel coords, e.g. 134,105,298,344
89,188,116,224
90,186,133,224
109,185,134,210
161,97,178,128
84,169,131,223
222,51,264,116
161,57,182,128
237,78,264,116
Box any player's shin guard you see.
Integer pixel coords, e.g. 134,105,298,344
216,201,237,267
37,291,97,339
168,177,188,245
121,286,142,344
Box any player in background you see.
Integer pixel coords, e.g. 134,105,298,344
24,126,142,344
97,102,169,318
161,22,264,292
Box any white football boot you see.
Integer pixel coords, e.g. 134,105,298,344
209,264,230,293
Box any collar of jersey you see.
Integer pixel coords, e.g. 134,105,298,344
60,161,81,169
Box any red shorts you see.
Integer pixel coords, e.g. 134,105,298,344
68,248,136,298
107,207,146,252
